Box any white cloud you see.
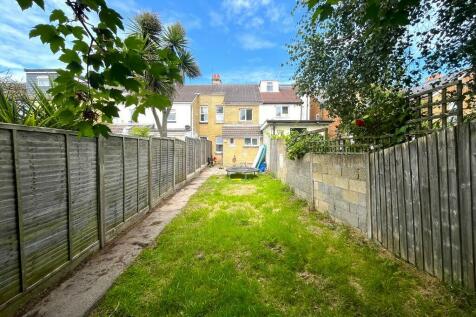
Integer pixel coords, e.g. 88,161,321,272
238,34,275,50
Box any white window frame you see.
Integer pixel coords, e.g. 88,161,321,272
167,109,176,123
216,105,224,123
276,105,289,117
215,136,223,153
239,108,253,121
200,106,208,123
266,81,273,92
37,76,50,87
244,137,259,147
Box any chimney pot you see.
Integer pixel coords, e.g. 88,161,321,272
212,74,221,85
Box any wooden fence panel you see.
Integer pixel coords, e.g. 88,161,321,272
124,139,138,220
18,131,69,288
437,129,453,282
457,124,474,288
447,127,462,284
384,149,393,252
395,144,408,261
427,132,443,279
103,137,124,232
369,121,476,288
68,136,98,257
418,136,433,274
379,150,388,248
151,138,160,204
389,147,400,255
0,129,21,303
410,140,424,270
138,139,149,211
402,142,415,265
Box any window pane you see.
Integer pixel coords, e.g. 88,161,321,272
276,106,281,117
230,138,234,144
37,76,49,87
216,136,223,152
244,138,250,145
267,81,273,92
282,106,289,115
216,106,224,123
252,138,258,145
200,106,208,122
168,109,176,122
247,109,252,120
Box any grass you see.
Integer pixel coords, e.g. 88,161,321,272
93,174,476,316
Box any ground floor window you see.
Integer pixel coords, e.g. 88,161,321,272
229,137,235,146
244,137,258,147
290,128,306,134
216,136,223,153
200,136,208,140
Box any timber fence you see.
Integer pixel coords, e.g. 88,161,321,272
0,123,211,314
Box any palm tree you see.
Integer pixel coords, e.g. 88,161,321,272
131,12,201,137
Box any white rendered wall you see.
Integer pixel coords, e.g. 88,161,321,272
258,103,303,125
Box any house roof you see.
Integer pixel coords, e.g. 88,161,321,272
222,125,261,138
173,84,262,104
260,85,302,104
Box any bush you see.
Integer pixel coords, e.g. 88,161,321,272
285,131,327,160
130,126,150,137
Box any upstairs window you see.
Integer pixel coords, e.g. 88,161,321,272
266,81,273,92
167,109,176,122
216,105,224,123
239,108,253,121
216,136,223,153
200,106,208,123
37,76,50,87
244,137,258,147
276,105,289,117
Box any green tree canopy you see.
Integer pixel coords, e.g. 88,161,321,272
290,0,475,137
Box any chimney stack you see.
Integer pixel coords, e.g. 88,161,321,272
212,74,221,85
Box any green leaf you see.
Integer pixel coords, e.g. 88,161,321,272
125,95,138,106
17,0,33,10
99,7,124,31
149,63,167,78
50,9,68,23
123,78,141,92
88,72,104,89
71,26,84,40
73,40,89,54
59,49,81,64
93,123,111,137
124,36,143,50
109,63,129,83
102,104,119,117
78,122,95,137
143,94,171,108
58,109,74,123
33,0,44,9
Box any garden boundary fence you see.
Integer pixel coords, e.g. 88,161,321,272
0,123,211,314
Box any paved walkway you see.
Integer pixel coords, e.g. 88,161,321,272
24,168,220,317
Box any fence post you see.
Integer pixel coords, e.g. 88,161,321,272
148,137,153,210
456,81,464,125
65,134,73,260
136,139,140,213
97,136,106,248
12,129,26,292
173,139,176,189
428,92,433,130
122,137,126,222
442,88,447,128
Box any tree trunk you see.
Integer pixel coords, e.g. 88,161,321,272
151,107,172,137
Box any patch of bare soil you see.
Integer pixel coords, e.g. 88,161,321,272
297,271,330,290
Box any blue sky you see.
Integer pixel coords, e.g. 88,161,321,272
0,0,302,84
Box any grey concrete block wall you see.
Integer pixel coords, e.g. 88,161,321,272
269,139,370,234
312,153,369,233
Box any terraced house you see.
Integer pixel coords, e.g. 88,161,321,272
111,73,333,166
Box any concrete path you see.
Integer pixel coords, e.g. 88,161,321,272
24,168,220,317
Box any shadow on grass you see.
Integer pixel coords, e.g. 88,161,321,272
227,173,259,180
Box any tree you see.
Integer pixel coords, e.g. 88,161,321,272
289,0,475,137
15,0,181,136
131,12,200,137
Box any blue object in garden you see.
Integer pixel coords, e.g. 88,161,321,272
258,162,267,172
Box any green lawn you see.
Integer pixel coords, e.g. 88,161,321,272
93,174,475,316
